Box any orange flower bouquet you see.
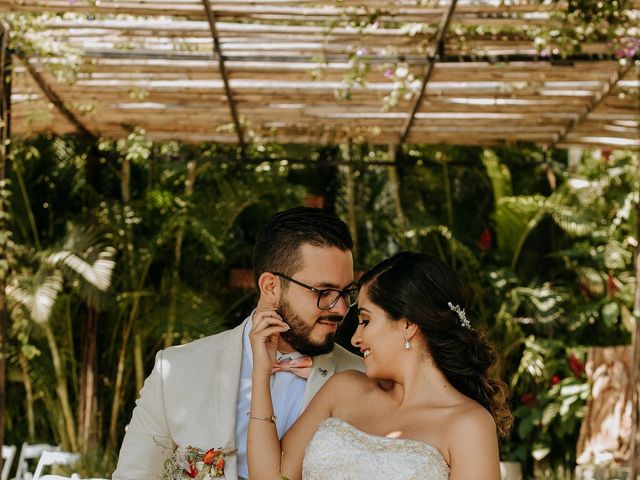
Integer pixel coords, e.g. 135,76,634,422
161,445,234,479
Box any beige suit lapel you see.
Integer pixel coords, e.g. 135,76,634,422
302,352,335,409
210,320,246,480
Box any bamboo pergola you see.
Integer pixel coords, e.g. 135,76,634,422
1,0,639,149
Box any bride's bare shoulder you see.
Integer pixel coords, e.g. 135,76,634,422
325,369,375,393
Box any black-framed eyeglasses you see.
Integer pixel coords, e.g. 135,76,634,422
272,272,359,310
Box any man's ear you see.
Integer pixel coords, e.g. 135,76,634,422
258,272,279,306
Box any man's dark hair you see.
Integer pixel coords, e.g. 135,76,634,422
252,207,353,288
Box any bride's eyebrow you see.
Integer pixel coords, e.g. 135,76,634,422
358,307,371,314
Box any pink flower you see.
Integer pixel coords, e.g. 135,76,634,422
383,69,394,79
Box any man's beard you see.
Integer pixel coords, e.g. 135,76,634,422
277,297,342,356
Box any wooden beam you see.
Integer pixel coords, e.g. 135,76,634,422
201,0,245,153
553,61,635,147
398,0,458,145
82,49,629,64
15,50,96,140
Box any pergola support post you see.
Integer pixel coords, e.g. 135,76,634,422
632,121,640,480
628,60,640,480
0,20,12,467
632,207,640,480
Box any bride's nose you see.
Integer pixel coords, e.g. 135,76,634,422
351,329,361,348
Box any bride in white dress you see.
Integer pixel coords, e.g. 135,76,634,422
247,252,512,480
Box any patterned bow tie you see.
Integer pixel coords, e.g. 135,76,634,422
271,356,313,379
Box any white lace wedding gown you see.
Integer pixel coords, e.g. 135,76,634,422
302,417,450,479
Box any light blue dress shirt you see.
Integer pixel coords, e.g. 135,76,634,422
235,318,307,480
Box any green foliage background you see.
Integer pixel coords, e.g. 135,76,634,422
2,135,637,478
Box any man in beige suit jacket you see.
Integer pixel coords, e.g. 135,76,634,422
113,208,363,480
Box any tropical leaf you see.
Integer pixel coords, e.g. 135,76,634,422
494,195,546,268
566,299,602,333
147,284,230,342
7,269,64,324
602,240,632,270
48,247,116,292
564,176,608,207
408,224,480,272
608,190,636,235
510,335,546,389
481,149,512,202
575,267,605,296
509,285,569,324
545,185,599,237
542,402,561,427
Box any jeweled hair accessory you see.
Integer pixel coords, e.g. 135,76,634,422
448,302,471,329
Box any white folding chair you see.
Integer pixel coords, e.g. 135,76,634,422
14,444,60,480
500,461,523,480
1,446,16,480
38,476,79,480
32,452,79,480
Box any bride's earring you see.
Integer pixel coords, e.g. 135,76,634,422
403,332,411,350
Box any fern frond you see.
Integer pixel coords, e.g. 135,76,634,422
603,240,632,270
575,267,605,296
410,225,480,271
545,186,599,237
510,335,546,389
509,285,568,324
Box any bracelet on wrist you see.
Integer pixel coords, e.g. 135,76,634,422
246,412,277,423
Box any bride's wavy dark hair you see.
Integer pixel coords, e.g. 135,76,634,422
359,252,513,437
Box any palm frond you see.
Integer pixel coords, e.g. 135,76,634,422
143,281,230,342
7,269,64,324
47,247,116,292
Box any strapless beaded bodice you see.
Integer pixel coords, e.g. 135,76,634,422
302,417,450,479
